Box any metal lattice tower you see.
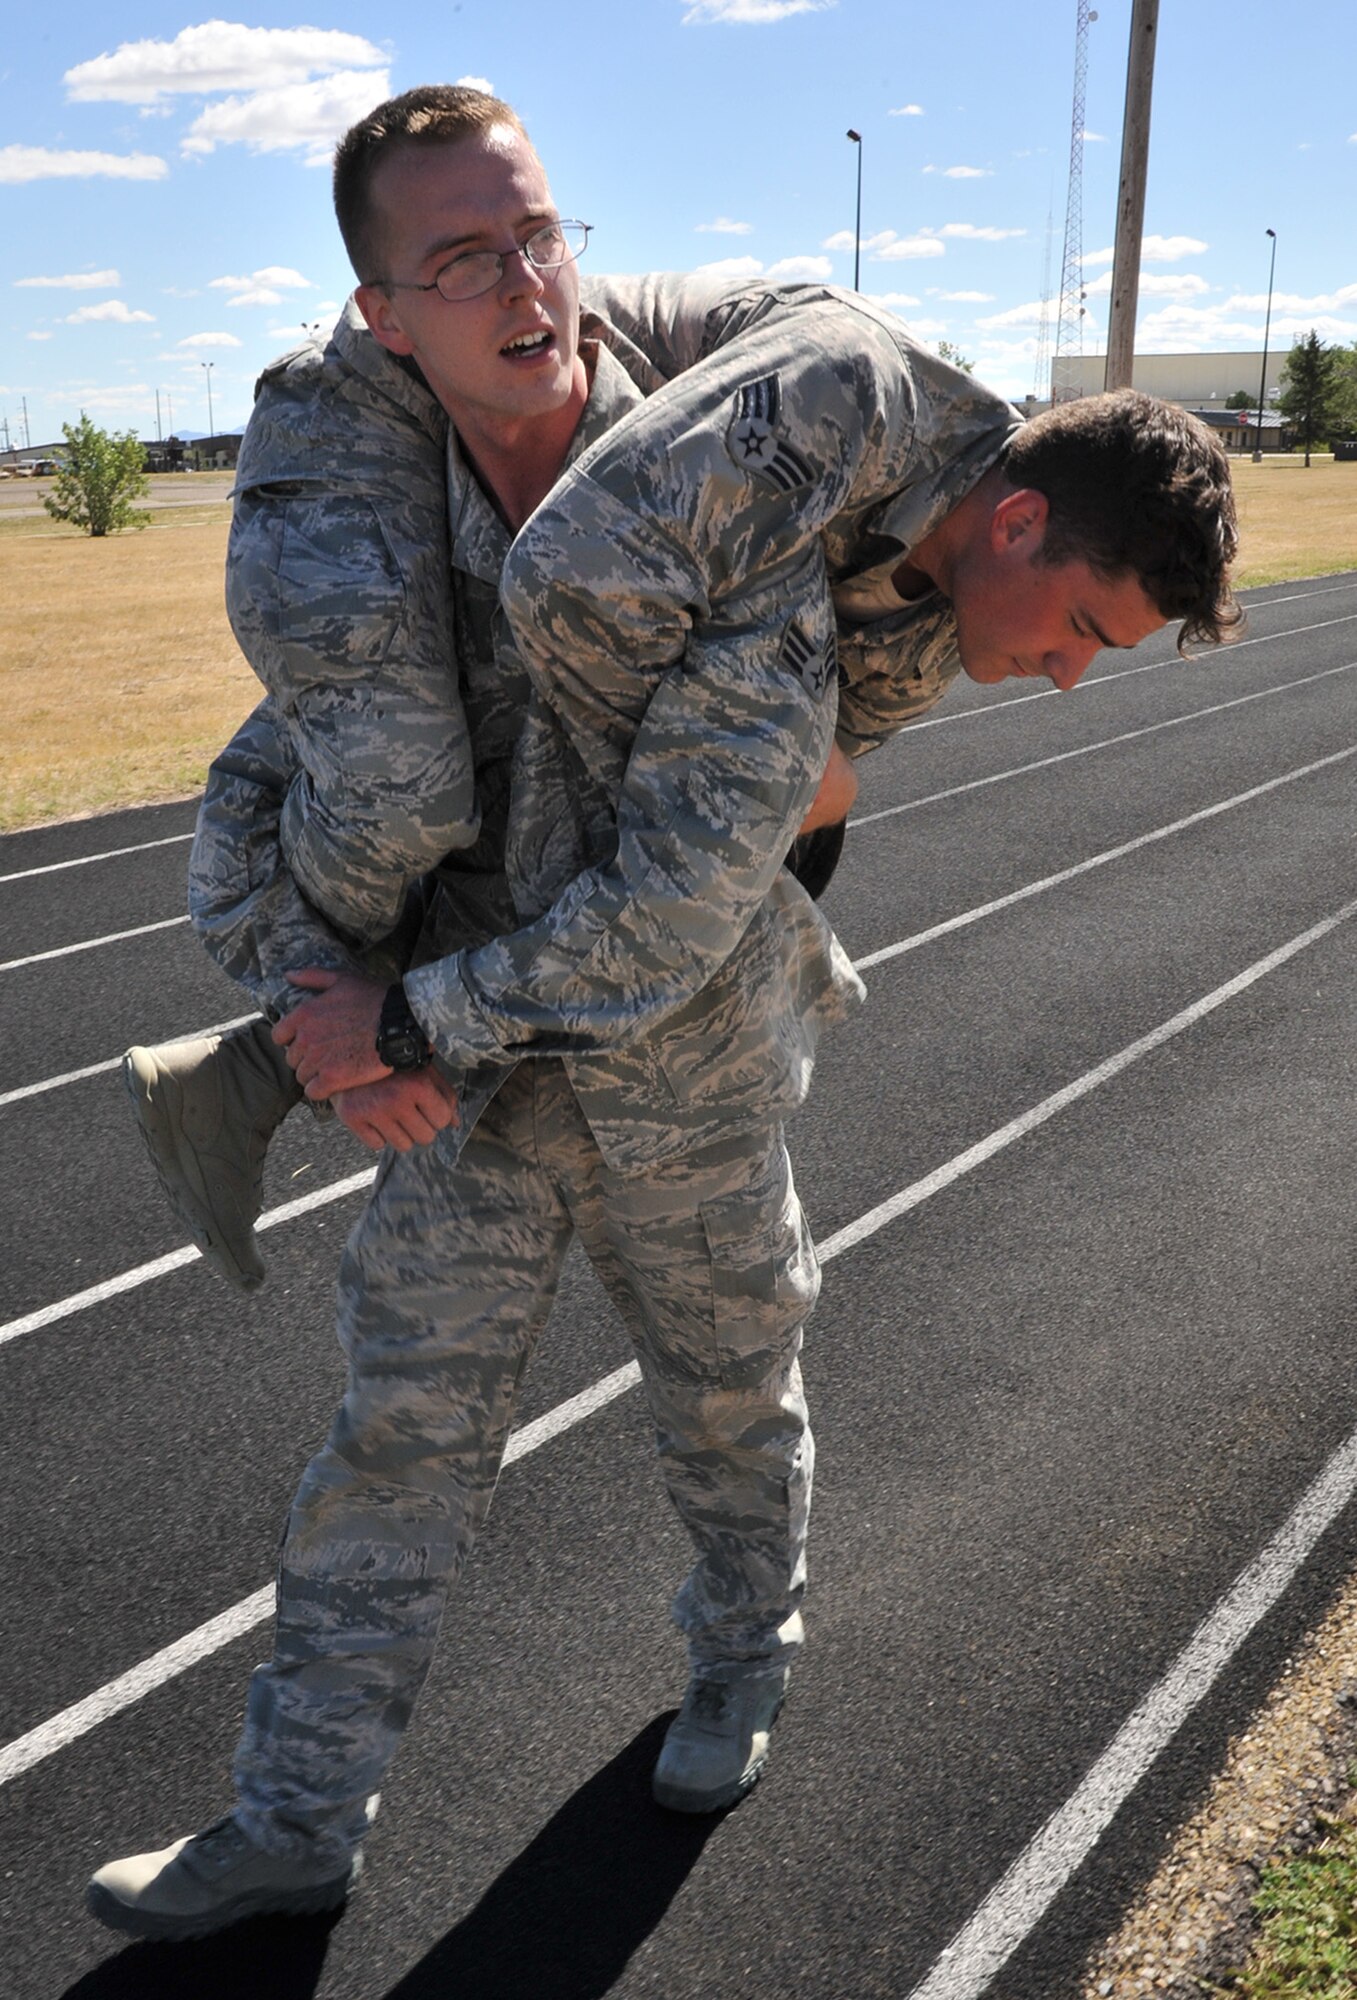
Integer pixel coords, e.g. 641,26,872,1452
1050,0,1092,403
1031,194,1055,403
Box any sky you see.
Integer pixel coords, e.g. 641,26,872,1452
4,1,1355,445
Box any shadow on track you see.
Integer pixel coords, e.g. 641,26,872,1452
59,1907,339,2000
60,1717,721,2000
385,1713,721,1999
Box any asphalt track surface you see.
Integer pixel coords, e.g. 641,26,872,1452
4,571,1357,2000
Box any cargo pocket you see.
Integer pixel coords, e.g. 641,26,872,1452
699,1141,820,1391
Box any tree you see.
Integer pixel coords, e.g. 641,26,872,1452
1328,340,1357,442
1224,389,1254,410
1277,331,1339,467
43,414,150,536
935,340,975,375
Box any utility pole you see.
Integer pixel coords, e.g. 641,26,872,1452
1104,0,1159,391
846,130,863,291
1253,229,1277,462
21,397,31,450
155,389,163,442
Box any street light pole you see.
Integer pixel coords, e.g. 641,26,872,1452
846,129,863,291
201,360,215,441
1253,228,1276,463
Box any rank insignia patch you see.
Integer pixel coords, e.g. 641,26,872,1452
727,376,814,492
779,620,837,699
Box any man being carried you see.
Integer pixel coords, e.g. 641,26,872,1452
93,83,1239,1940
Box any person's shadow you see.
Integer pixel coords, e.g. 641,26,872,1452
385,1714,720,2000
61,1716,720,2000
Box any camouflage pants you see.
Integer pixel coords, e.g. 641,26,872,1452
233,1058,817,1862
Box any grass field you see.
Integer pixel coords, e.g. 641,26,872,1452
2,458,1354,833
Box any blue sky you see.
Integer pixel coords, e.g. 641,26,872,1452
4,2,1354,443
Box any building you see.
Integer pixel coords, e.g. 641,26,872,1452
1059,352,1284,409
184,431,242,471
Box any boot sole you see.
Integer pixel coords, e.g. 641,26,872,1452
652,1755,768,1814
86,1861,358,1940
122,1048,264,1292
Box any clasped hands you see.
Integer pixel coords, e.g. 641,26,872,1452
273,969,459,1154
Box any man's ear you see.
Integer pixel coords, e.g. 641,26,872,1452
989,485,1049,555
354,283,416,358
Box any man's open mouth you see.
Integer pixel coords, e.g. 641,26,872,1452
502,330,553,358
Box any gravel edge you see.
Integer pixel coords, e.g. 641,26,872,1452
1081,1569,1357,1997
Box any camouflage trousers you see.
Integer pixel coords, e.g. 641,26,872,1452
232,1057,818,1863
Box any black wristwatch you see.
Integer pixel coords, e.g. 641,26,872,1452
376,981,432,1072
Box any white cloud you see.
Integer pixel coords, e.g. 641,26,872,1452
1225,283,1357,315
182,70,391,166
15,269,121,290
874,235,946,262
691,253,832,281
211,267,311,308
889,104,923,116
696,217,753,234
1081,129,1107,142
177,331,243,349
693,255,764,278
455,74,494,92
939,290,995,302
63,300,156,325
64,24,386,103
976,299,1048,328
1142,234,1208,261
0,145,167,183
822,228,900,253
865,292,921,307
1083,270,1211,300
764,255,833,280
28,332,54,342
682,0,833,18
1083,246,1115,267
923,165,991,179
932,223,1025,241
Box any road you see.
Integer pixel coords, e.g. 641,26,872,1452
3,572,1357,2000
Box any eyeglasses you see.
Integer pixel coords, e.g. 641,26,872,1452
371,220,591,304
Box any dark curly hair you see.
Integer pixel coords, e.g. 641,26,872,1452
333,85,528,285
1005,390,1242,653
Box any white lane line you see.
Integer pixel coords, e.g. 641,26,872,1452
854,742,1357,972
0,916,188,975
895,607,1357,738
852,658,1357,829
0,1171,375,1350
0,1358,646,1791
3,894,1355,1792
906,1422,1357,2000
0,831,193,887
7,741,1354,1351
0,1015,259,1111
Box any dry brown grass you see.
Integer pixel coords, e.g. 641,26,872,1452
1,505,259,831
2,458,1353,833
1230,456,1357,588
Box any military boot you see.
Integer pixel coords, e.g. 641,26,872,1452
87,1814,360,1940
652,1663,790,1814
123,1017,303,1291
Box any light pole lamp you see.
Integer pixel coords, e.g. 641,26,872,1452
1253,228,1276,463
201,360,215,443
846,129,863,291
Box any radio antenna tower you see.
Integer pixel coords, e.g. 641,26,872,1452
1051,0,1094,402
1032,192,1055,403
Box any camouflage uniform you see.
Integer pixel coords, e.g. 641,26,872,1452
193,279,1021,1861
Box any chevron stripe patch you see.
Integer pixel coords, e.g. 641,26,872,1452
727,375,815,492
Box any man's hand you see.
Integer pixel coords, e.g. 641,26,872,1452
332,1071,459,1153
798,741,858,833
273,968,393,1098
